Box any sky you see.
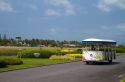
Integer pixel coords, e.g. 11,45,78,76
0,0,125,44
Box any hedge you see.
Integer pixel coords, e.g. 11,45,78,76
0,58,23,68
0,48,18,56
0,59,7,68
49,55,75,60
4,58,23,65
18,49,61,58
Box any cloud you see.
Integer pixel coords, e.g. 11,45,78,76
0,0,13,12
45,9,61,16
97,0,125,12
44,0,75,16
97,2,111,12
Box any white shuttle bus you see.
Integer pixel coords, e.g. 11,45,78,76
82,38,116,64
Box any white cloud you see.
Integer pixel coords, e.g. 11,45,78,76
45,9,61,16
97,2,111,12
44,0,75,16
97,0,125,12
0,0,13,12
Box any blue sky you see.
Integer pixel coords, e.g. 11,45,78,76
0,0,125,44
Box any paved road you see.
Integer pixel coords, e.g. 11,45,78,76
0,56,125,82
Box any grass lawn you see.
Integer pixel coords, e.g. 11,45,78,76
0,58,74,72
121,80,125,82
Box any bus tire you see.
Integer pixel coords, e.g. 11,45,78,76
109,60,112,63
86,62,90,65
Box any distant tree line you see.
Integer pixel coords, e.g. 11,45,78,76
0,34,125,50
0,34,82,47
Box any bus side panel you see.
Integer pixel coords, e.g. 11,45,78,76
83,51,103,61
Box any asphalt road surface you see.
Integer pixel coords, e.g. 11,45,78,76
0,56,125,82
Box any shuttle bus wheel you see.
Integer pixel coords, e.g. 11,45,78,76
108,60,112,63
86,62,90,65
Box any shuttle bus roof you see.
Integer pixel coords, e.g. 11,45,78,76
82,38,116,45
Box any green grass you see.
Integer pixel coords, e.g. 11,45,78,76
121,80,125,82
0,58,73,72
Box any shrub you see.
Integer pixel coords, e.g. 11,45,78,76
115,47,125,53
0,58,23,68
76,48,83,54
19,49,60,58
0,48,18,56
99,47,125,53
39,49,60,58
4,58,23,65
65,54,82,59
121,79,125,82
60,49,77,55
18,49,38,58
17,48,83,58
0,59,7,68
49,55,75,60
